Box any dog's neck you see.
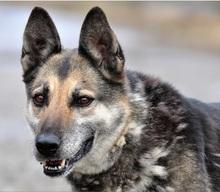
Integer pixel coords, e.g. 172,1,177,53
65,73,159,191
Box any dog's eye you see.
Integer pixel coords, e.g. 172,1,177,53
33,94,45,106
75,97,93,107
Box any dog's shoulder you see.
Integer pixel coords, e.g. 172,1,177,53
126,69,185,124
125,70,220,191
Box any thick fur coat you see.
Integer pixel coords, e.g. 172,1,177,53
21,7,220,192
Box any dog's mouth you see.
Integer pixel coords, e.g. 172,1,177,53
40,137,94,177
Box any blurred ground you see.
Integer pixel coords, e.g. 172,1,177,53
0,2,220,191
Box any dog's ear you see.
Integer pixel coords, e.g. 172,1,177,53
21,7,61,81
79,7,125,83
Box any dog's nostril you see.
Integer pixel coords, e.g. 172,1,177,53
36,134,60,156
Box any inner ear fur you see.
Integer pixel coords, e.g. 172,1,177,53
21,7,61,82
78,7,125,83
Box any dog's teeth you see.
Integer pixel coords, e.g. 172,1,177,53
60,159,66,167
42,161,47,166
43,160,66,171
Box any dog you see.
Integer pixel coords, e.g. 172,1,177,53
21,6,220,192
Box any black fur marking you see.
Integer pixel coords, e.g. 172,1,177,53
23,65,39,84
57,58,71,80
22,6,220,192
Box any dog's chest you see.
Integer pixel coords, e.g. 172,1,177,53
70,172,173,192
69,160,141,191
71,173,138,192
67,148,173,192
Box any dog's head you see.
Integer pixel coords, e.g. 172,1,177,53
21,7,130,177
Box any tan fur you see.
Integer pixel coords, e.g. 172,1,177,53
21,7,220,191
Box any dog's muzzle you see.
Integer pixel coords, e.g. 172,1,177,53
35,134,94,177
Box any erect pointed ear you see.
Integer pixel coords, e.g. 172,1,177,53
78,7,125,83
21,7,61,82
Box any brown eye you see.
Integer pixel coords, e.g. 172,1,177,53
33,94,45,106
76,97,93,107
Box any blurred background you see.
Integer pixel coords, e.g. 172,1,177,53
1,1,220,191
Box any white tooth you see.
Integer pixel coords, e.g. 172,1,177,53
60,159,66,167
58,166,62,170
42,161,47,166
45,166,48,169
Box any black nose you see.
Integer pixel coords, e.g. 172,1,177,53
36,134,60,156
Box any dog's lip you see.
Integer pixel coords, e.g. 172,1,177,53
42,159,71,177
41,137,94,177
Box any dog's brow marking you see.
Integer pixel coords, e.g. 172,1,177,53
32,83,44,92
72,89,95,99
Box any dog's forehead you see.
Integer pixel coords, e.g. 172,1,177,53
39,49,91,79
35,48,100,91
46,49,81,77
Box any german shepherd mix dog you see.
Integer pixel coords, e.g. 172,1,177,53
21,7,220,192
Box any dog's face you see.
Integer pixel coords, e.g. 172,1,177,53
21,7,130,177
